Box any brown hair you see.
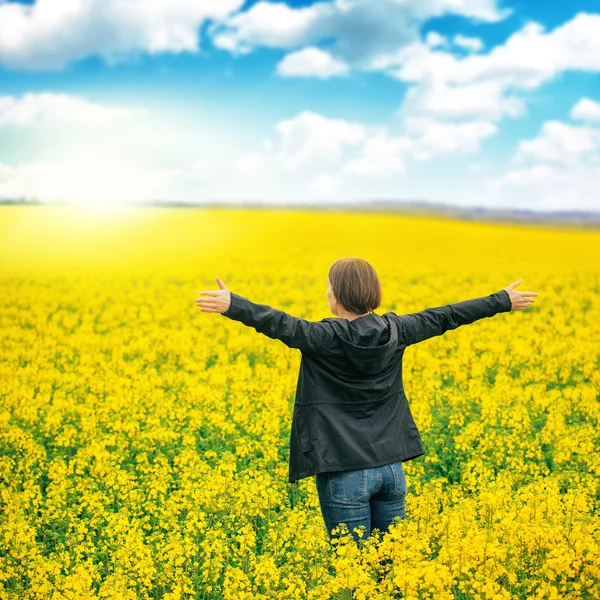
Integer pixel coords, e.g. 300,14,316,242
328,257,382,314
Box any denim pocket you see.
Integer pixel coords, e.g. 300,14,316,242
327,468,369,504
390,461,407,496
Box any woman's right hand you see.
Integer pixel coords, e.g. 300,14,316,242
504,279,538,311
196,276,232,314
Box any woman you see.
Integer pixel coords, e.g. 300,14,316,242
196,258,538,546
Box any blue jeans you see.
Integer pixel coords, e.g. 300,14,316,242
314,460,408,544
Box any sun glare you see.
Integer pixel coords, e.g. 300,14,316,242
70,198,140,220
56,154,153,217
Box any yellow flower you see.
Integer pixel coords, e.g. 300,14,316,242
1,205,598,599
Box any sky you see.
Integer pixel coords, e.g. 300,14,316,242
0,0,599,211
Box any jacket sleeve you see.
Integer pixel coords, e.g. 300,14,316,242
395,289,512,347
220,292,334,355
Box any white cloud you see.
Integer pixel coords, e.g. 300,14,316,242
386,14,600,88
399,79,524,120
277,46,349,79
406,117,497,160
211,0,507,66
272,110,497,180
371,13,600,124
343,133,411,178
571,97,600,122
307,173,342,196
0,0,244,70
340,117,496,179
488,97,600,210
425,32,447,48
234,152,269,177
211,1,323,54
236,109,498,184
487,163,600,210
187,158,220,180
453,34,484,52
0,92,140,126
515,120,600,163
274,110,367,171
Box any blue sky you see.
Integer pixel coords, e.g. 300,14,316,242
0,0,599,211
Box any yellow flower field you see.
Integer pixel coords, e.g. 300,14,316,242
1,205,599,600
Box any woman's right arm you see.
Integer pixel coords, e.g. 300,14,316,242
395,289,512,346
394,279,538,347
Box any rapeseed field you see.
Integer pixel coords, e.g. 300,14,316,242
1,205,599,600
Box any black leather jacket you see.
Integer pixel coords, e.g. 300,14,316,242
221,289,512,483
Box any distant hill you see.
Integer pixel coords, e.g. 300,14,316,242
1,197,599,227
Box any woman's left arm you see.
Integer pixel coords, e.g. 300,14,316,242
196,278,332,355
223,292,333,354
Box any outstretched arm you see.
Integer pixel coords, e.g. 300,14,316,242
394,280,538,347
196,277,333,355
395,289,511,346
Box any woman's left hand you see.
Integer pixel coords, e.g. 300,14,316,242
196,276,232,313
